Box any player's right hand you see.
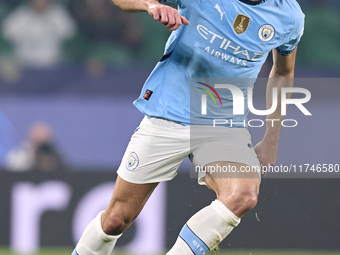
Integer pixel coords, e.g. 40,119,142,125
254,139,278,178
148,3,189,31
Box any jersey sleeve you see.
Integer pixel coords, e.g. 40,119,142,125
276,8,305,56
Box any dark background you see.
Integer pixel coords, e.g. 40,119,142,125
1,172,340,251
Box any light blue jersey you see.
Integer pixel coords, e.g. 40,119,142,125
134,0,304,126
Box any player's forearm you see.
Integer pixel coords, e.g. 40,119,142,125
112,0,161,12
263,67,295,144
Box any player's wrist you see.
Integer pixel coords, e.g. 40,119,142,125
145,0,163,13
262,130,280,146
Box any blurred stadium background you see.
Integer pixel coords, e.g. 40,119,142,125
0,0,339,254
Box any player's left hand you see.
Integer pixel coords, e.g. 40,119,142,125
254,139,278,177
148,3,189,31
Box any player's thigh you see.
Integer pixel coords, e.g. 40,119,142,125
191,126,260,185
204,161,261,217
103,176,158,224
204,161,261,194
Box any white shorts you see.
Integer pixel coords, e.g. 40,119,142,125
117,116,260,184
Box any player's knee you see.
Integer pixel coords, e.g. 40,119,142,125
236,190,258,213
220,189,258,215
240,191,258,212
101,212,132,235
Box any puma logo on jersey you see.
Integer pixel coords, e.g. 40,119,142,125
214,4,225,20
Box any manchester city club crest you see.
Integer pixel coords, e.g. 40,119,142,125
258,24,275,42
126,152,139,171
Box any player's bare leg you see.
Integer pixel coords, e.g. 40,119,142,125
167,162,260,254
204,162,261,218
73,176,158,255
101,176,158,234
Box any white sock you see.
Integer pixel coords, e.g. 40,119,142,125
72,211,122,255
167,200,240,255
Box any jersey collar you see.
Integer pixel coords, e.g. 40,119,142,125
237,0,267,5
